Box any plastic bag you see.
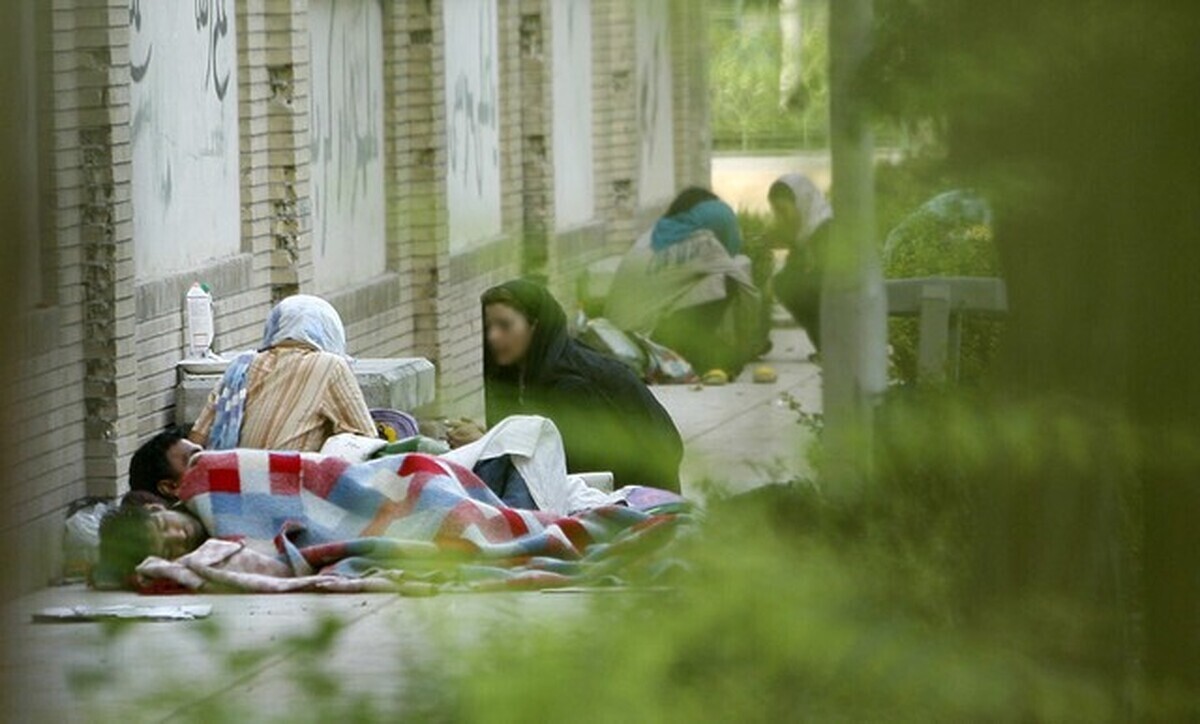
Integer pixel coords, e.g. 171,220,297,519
577,317,648,375
62,499,115,581
634,333,699,385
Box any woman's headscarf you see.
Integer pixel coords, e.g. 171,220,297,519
481,280,683,490
481,280,572,426
772,174,833,244
260,294,348,354
207,295,348,450
651,189,743,256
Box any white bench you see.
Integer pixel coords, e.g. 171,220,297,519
886,276,1008,383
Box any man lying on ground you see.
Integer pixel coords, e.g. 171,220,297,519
129,413,635,515
128,426,202,500
96,420,688,591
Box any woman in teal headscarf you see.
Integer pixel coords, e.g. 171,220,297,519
606,187,765,376
650,187,744,256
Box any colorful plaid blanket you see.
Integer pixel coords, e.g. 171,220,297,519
152,450,688,593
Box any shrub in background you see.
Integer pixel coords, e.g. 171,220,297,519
877,162,1003,386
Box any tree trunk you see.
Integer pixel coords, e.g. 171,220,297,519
779,0,804,110
821,0,887,498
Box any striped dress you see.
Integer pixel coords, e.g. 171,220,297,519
191,346,376,452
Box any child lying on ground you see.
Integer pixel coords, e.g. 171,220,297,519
96,422,689,592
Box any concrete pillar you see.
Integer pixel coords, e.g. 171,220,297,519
821,0,888,497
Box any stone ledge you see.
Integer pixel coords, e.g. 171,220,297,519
135,254,255,323
174,355,437,427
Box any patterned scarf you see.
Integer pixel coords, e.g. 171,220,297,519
208,295,348,450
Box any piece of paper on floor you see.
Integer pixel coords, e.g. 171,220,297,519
31,604,213,623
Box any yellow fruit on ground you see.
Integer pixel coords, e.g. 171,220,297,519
753,365,778,384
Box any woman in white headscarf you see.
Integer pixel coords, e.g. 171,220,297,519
190,295,376,452
769,174,833,351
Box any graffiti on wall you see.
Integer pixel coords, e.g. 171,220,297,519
129,0,241,279
635,0,676,206
443,0,502,252
129,0,152,82
194,0,232,101
552,0,595,230
308,0,386,292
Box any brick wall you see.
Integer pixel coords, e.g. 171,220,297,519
3,0,711,594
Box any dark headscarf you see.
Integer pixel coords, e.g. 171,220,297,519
482,279,572,423
482,280,683,492
665,186,719,218
651,187,743,256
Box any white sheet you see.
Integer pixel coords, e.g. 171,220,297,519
440,415,623,515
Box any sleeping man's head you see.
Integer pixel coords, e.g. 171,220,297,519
94,502,208,588
129,427,202,501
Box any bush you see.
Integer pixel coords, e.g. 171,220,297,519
875,154,954,242
439,396,1142,722
877,161,1003,386
735,207,774,247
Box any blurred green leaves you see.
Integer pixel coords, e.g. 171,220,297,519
710,0,830,150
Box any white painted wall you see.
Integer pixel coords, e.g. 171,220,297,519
443,0,503,253
551,0,596,231
309,0,388,293
130,0,241,280
635,0,676,207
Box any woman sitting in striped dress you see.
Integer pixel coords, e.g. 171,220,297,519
189,295,376,452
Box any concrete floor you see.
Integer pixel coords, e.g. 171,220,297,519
1,328,820,723
660,326,820,499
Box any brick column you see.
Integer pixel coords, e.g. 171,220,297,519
591,0,640,254
387,1,447,363
259,0,313,302
518,1,552,282
76,0,139,496
235,0,288,299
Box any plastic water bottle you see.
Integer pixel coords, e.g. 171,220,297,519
185,282,214,358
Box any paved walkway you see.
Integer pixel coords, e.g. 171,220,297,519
658,327,820,499
1,328,821,722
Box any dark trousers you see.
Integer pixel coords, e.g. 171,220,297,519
774,253,822,350
472,455,538,510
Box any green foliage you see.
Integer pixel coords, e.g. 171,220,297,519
884,231,1001,386
865,2,1200,687
875,158,1002,386
66,395,1191,720
735,207,773,248
440,397,1150,722
874,154,954,244
709,0,830,151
